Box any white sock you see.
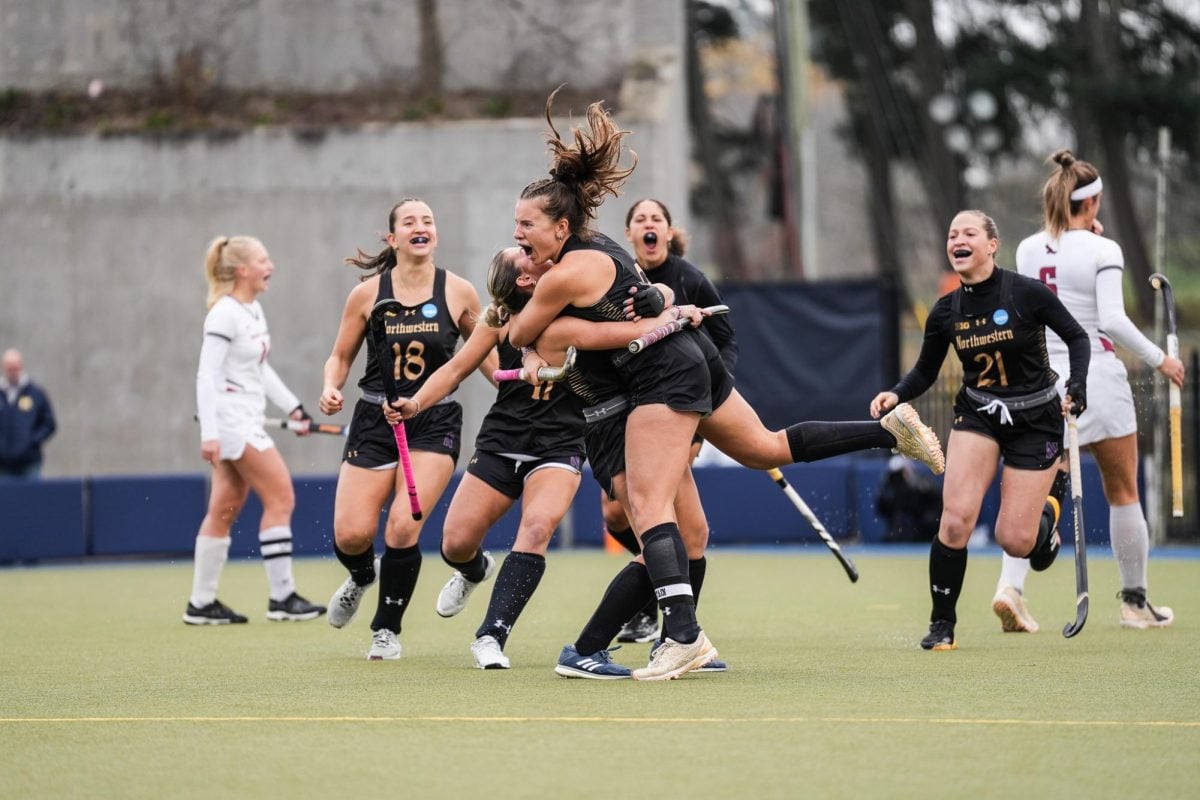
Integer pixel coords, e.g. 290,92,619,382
190,535,231,607
259,524,296,601
1109,502,1149,590
998,552,1031,593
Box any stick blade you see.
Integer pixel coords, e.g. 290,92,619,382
1062,597,1089,638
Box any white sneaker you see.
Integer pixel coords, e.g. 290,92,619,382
881,403,945,475
436,552,496,618
327,558,379,629
992,584,1039,633
631,631,716,681
1119,588,1174,629
471,635,511,670
367,628,402,660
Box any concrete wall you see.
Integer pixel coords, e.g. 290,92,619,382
0,3,687,477
0,0,637,93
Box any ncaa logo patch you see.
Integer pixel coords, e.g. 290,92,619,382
421,303,437,319
993,309,1009,326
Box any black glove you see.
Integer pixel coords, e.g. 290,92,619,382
1065,379,1086,417
291,404,313,422
632,285,666,318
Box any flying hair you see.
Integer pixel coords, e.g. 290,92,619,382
519,86,638,238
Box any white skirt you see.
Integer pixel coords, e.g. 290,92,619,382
1054,352,1138,447
215,397,276,461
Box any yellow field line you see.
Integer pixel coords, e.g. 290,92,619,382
1,715,1198,727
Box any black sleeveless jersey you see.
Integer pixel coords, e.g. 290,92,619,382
893,267,1089,400
557,233,710,403
358,268,461,397
474,334,586,457
644,253,739,374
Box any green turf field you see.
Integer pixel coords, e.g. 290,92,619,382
2,549,1197,798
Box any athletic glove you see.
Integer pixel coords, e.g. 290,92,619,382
631,285,666,318
291,404,313,422
1065,379,1087,417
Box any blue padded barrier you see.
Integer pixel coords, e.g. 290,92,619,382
89,474,208,556
0,477,86,561
0,455,1133,562
228,472,524,557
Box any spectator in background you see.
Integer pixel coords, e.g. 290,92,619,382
0,349,56,479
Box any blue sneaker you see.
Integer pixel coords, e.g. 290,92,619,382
649,638,728,673
553,644,631,680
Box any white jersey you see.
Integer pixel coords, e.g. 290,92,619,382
1015,229,1163,371
196,295,299,444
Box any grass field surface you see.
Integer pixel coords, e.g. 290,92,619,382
2,548,1197,798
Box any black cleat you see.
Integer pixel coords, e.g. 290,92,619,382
266,592,327,621
1029,496,1062,572
920,619,957,651
183,599,249,626
616,611,661,643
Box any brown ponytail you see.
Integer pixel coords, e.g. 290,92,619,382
1041,149,1100,238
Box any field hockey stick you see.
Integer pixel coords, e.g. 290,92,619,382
626,305,730,354
368,298,422,521
766,468,859,582
1062,413,1089,638
264,418,347,436
1149,273,1183,517
493,346,577,382
193,414,346,437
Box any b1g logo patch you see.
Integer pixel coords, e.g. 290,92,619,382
993,309,1009,326
421,303,437,319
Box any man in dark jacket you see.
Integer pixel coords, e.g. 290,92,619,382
1,349,56,478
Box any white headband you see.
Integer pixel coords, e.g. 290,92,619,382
1070,177,1103,201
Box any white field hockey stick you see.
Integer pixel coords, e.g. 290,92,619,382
493,346,577,382
1062,413,1089,639
767,468,859,582
368,298,422,521
626,305,730,354
1149,273,1183,517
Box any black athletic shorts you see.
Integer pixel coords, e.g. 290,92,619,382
343,399,462,468
584,405,627,501
952,390,1063,470
465,450,585,500
627,332,734,417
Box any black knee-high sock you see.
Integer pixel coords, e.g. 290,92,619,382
929,538,967,624
371,544,421,633
690,556,707,607
475,551,546,647
442,547,488,583
786,421,894,463
575,562,655,656
607,524,641,556
641,523,700,644
1032,470,1070,550
334,542,377,587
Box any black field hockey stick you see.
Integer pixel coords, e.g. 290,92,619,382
626,305,730,354
1149,273,1183,517
1062,413,1089,638
368,298,422,521
767,468,859,582
493,346,577,382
